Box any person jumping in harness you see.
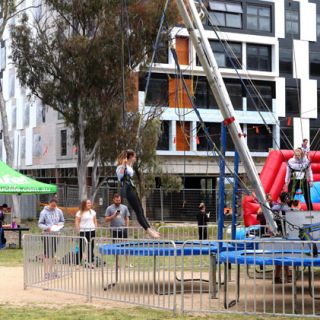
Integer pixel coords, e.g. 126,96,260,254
116,149,160,239
284,148,313,210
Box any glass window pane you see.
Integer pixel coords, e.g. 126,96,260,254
195,78,208,108
211,12,225,26
214,52,226,67
259,46,269,57
310,52,320,77
209,1,227,11
260,17,271,31
226,3,243,13
279,48,292,74
247,46,257,56
247,6,257,15
247,16,257,30
226,13,241,28
259,7,270,17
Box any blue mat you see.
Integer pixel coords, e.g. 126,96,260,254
219,249,320,267
99,241,234,257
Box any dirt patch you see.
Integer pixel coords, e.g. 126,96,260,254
0,266,130,309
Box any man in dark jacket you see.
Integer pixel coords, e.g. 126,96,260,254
197,202,209,240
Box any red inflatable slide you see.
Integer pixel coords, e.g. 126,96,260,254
243,150,320,227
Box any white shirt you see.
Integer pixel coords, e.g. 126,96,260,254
116,164,134,181
76,209,96,232
285,157,313,184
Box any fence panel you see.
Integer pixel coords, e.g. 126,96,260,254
90,237,177,311
23,234,90,299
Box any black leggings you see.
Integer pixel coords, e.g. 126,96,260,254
125,183,151,230
79,230,95,263
288,179,313,210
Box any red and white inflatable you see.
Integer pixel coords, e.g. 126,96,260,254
243,150,320,227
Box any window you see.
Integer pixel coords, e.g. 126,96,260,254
310,89,320,128
196,122,221,151
209,40,242,69
176,122,190,151
310,127,320,150
208,1,243,29
24,103,30,127
154,34,168,64
8,69,15,98
58,111,64,120
140,73,168,106
225,80,243,110
247,44,271,71
286,86,300,117
33,134,42,157
194,77,242,110
11,105,16,129
157,121,170,150
286,10,299,36
0,41,5,71
60,130,67,156
194,77,211,109
20,136,26,160
317,13,320,39
246,81,274,111
310,52,320,77
247,4,271,32
279,117,293,149
279,47,292,75
36,102,46,124
247,124,273,152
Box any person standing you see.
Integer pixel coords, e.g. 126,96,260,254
285,148,313,210
301,139,310,157
105,194,133,267
38,199,64,279
75,199,97,268
116,149,160,238
105,193,130,240
197,203,209,240
272,192,292,283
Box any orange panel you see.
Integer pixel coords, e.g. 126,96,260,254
176,37,189,65
169,78,193,108
176,122,190,151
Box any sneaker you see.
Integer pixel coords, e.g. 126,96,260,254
126,263,134,268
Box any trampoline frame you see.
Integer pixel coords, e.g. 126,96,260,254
219,249,320,311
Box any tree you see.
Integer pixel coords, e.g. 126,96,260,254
0,0,39,221
11,0,177,200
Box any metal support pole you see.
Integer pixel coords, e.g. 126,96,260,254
231,150,239,240
218,122,226,242
175,0,277,234
160,187,164,222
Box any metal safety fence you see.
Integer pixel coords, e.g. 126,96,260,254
23,234,320,317
39,185,243,223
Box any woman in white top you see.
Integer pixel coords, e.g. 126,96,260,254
116,149,160,239
75,199,98,267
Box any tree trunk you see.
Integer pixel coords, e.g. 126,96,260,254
77,108,88,201
0,89,21,222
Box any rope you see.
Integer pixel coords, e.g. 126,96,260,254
135,0,171,146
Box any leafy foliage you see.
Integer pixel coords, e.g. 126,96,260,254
10,0,179,198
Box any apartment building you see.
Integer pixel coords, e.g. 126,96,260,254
0,0,319,192
139,0,320,190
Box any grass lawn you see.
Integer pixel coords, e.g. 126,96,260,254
0,248,23,266
0,305,311,320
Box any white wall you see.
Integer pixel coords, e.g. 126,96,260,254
293,117,309,149
301,79,317,119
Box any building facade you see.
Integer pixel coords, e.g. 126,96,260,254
0,0,319,193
